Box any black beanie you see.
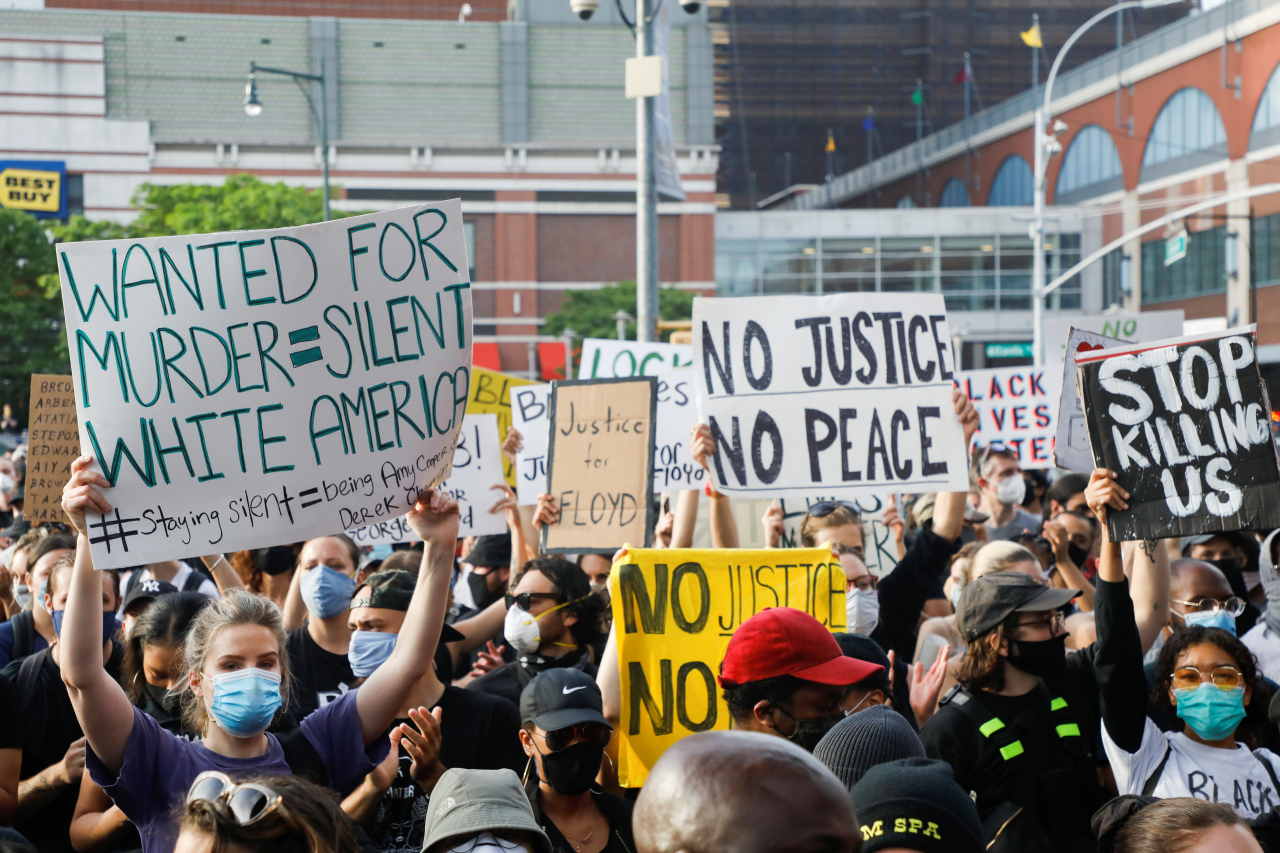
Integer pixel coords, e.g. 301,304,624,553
850,758,984,853
813,705,925,791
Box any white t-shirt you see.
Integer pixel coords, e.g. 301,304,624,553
1243,622,1280,684
1104,717,1280,817
116,562,219,618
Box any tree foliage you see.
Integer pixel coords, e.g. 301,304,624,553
541,281,694,343
0,208,63,419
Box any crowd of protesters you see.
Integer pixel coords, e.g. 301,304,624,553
0,381,1274,853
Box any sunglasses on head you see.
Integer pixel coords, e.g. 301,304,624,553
504,591,561,611
1172,664,1243,692
538,722,612,753
186,771,283,826
807,501,860,519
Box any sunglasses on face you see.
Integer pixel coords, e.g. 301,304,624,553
186,771,283,826
1171,596,1247,617
807,501,860,519
504,592,561,611
538,722,613,753
1172,664,1243,691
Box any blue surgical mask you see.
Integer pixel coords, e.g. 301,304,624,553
300,564,357,619
51,610,119,645
1184,609,1237,635
1174,683,1246,742
348,630,398,677
369,544,394,562
202,669,282,737
34,578,47,612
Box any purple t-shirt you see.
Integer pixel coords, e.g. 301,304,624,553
87,690,386,853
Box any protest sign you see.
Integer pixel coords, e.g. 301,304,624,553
510,384,552,505
612,546,843,786
1077,325,1280,542
578,338,693,379
773,495,900,577
692,294,968,499
1043,310,1184,363
24,374,77,525
653,371,702,492
468,367,541,488
1054,328,1126,473
58,202,472,568
542,377,657,554
957,366,1062,469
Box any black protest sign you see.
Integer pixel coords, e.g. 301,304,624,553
1077,326,1280,541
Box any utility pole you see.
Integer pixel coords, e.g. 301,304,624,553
636,0,659,342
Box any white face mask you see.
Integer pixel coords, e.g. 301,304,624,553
0,474,13,497
504,604,543,655
846,588,880,636
949,582,964,608
994,474,1026,507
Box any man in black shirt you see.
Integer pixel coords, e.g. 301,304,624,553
5,555,122,853
468,558,607,709
0,672,22,827
285,535,360,718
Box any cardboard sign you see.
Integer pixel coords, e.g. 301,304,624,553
613,547,843,786
510,384,552,505
957,366,1062,469
692,295,968,499
542,377,657,554
577,338,693,379
467,367,541,488
774,495,900,577
1077,325,1280,542
58,202,472,568
1054,328,1126,473
24,374,78,525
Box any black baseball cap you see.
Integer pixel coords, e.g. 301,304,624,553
520,669,610,731
956,571,1079,642
0,518,29,539
468,534,512,569
350,570,463,642
122,578,179,615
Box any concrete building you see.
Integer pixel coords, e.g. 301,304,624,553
0,2,717,377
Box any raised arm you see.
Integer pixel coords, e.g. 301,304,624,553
59,456,136,774
281,562,307,631
356,489,458,745
199,553,245,594
670,488,698,549
1126,537,1170,655
691,424,738,548
931,389,980,543
1044,522,1095,611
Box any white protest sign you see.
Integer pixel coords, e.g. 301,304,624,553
346,413,506,542
653,371,703,492
693,294,968,499
511,384,552,505
1043,310,1184,363
774,495,901,578
957,366,1063,469
58,202,472,568
1054,327,1126,473
577,338,693,379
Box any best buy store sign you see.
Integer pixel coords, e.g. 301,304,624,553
0,161,66,218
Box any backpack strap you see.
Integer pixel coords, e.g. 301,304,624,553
943,685,1027,762
10,611,34,661
1141,743,1173,797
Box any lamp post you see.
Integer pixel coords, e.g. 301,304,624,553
243,59,331,221
1030,0,1181,366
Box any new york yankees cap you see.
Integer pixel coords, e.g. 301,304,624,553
122,578,180,615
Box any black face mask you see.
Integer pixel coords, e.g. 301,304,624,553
1007,634,1068,682
468,571,501,610
538,742,604,795
145,681,178,712
1067,543,1090,568
776,706,842,753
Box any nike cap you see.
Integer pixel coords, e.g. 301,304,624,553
519,668,610,732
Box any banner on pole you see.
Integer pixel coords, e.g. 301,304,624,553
957,366,1062,469
58,202,472,568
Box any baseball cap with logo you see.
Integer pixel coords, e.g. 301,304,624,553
955,571,1078,642
122,578,180,616
719,607,884,687
520,668,610,731
421,768,551,853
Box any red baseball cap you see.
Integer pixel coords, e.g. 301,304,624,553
719,607,884,687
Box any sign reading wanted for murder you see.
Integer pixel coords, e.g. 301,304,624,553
57,202,472,568
692,294,969,499
1077,325,1280,542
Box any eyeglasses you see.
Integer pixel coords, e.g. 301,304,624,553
504,592,561,611
850,575,878,593
186,771,283,826
807,501,861,519
538,722,613,753
1171,597,1246,616
1010,611,1066,634
1172,665,1244,691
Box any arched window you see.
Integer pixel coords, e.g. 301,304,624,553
1055,125,1124,203
1251,61,1280,150
1141,87,1227,182
896,195,916,209
939,179,970,207
987,155,1033,206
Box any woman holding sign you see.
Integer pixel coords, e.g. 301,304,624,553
57,455,459,853
1090,469,1280,817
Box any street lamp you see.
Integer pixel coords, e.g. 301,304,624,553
241,60,331,221
1030,0,1182,366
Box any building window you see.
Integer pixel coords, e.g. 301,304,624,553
1140,226,1226,302
66,174,84,218
896,195,916,209
715,239,760,295
1252,61,1280,150
820,239,876,293
464,220,476,281
1140,88,1227,180
940,236,995,311
939,179,970,208
1252,211,1280,288
987,156,1033,206
1048,234,1082,311
880,238,936,293
1101,247,1127,309
1055,126,1123,203
759,239,818,293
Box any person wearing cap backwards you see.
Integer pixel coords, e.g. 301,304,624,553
421,768,552,853
519,669,633,853
341,570,526,853
719,607,884,751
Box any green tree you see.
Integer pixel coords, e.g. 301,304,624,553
542,281,694,342
0,208,65,420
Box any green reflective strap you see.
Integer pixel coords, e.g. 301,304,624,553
1057,723,1081,738
979,718,1006,738
1050,697,1068,711
1000,741,1025,760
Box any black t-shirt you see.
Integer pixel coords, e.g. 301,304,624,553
527,777,636,853
364,685,525,853
286,626,355,720
466,646,598,709
3,643,124,853
0,672,23,751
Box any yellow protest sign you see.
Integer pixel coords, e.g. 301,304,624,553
467,367,542,486
1,167,61,212
612,547,845,787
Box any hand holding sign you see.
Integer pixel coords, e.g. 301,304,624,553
1083,468,1129,526
405,488,460,545
62,455,113,537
